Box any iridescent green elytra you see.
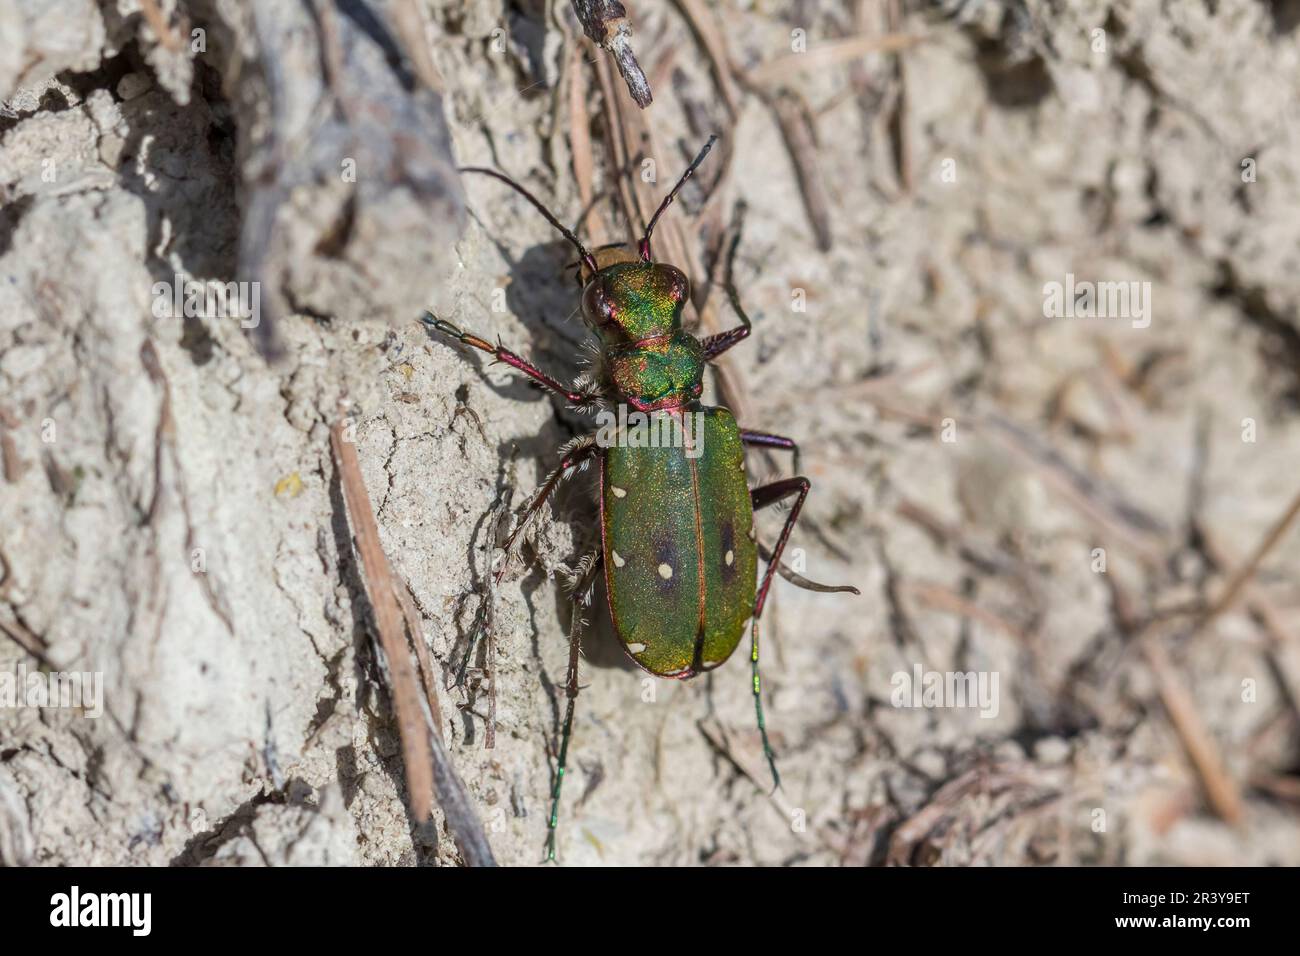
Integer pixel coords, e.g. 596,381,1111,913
601,405,757,677
426,136,857,861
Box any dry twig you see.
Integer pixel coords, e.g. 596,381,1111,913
1200,487,1300,627
747,33,922,86
139,0,183,53
1142,638,1245,825
673,0,742,118
0,616,48,667
898,580,1028,643
573,0,652,107
331,415,495,865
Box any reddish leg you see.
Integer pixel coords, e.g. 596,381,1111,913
700,321,750,360
454,437,599,708
497,436,600,583
747,476,811,790
425,315,589,405
700,226,752,361
546,551,602,863
741,428,801,475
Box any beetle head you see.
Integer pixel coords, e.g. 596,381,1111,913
580,261,690,345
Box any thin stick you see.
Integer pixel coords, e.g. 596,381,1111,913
729,38,834,251
139,0,183,52
0,617,49,667
1197,522,1297,648
566,40,603,244
764,90,833,251
594,53,650,235
1201,487,1300,626
0,408,23,483
391,0,445,93
672,0,742,118
898,580,1028,643
331,419,433,818
886,0,913,194
748,33,923,86
1143,638,1244,824
571,0,652,107
395,579,445,744
331,416,496,864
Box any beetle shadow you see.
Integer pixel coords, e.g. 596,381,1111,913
486,433,636,679
504,240,595,433
432,229,590,406
502,238,590,353
554,568,636,672
492,242,633,673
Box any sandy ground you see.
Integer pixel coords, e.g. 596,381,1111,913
2,0,1299,866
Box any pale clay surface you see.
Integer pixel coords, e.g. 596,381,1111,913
2,0,1299,865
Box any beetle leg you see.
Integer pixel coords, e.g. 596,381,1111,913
751,478,811,615
496,436,600,584
740,428,801,475
455,487,512,689
453,598,490,689
746,476,812,791
756,538,859,595
700,214,753,361
422,314,594,405
546,552,603,864
700,321,750,361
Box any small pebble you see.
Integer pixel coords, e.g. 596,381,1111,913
116,73,154,101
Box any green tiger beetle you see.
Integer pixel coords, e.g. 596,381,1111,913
423,136,857,861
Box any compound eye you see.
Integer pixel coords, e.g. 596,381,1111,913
581,281,613,327
665,266,689,304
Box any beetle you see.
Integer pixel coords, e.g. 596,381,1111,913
425,137,856,860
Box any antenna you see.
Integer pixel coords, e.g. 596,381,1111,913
638,135,718,262
459,166,598,273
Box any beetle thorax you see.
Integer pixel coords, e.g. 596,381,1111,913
582,261,705,411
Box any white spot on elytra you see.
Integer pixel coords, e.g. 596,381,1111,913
725,549,734,566
657,562,673,579
612,550,625,568
627,642,647,653
611,485,627,498
747,525,756,541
